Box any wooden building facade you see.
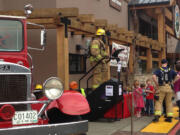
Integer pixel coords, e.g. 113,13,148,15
129,0,180,72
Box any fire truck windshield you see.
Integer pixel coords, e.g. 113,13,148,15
0,19,23,52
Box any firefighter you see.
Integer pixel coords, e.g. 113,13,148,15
33,84,43,99
69,81,86,97
152,59,179,122
89,28,109,90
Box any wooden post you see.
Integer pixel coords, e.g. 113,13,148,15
106,45,111,81
157,10,166,64
129,44,133,73
57,25,69,90
146,48,152,72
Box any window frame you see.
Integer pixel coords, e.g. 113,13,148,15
0,18,24,52
69,53,86,74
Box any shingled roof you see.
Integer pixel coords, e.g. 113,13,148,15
128,0,170,7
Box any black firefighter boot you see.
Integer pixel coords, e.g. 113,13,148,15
165,117,172,122
152,116,160,122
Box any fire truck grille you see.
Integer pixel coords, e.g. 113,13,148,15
0,75,27,111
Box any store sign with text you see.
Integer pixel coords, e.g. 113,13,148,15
109,0,121,11
110,42,130,67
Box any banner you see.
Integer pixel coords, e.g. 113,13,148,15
110,42,130,67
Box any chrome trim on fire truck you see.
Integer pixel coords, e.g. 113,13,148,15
0,73,31,75
0,61,31,110
0,15,26,19
0,120,88,135
0,100,50,105
0,61,30,73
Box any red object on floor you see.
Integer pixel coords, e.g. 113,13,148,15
168,122,180,135
104,93,133,119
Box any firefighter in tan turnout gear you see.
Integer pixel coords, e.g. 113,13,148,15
152,59,179,122
89,28,109,90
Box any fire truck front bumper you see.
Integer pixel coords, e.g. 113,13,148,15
0,120,88,135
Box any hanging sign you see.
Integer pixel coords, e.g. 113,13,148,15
109,0,122,11
175,5,180,38
110,42,130,67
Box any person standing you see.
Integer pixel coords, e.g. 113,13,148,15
140,83,146,115
174,61,180,119
89,28,109,90
152,59,179,122
145,79,155,116
133,80,144,118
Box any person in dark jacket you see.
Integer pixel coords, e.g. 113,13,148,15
174,61,180,119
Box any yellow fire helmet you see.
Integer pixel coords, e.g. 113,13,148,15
96,28,105,36
35,84,43,90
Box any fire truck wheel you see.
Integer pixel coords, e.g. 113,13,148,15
46,107,82,124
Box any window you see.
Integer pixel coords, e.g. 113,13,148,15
139,18,158,40
136,47,147,56
69,54,86,74
152,50,159,58
0,19,23,52
152,61,159,72
139,60,147,73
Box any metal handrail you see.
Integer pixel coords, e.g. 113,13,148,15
78,56,119,90
78,57,106,90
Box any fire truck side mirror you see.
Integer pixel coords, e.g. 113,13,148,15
41,29,46,46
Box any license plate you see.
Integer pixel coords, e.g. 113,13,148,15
12,110,38,125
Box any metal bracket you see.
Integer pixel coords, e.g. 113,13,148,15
60,17,71,38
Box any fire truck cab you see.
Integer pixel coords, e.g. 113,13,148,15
0,15,89,135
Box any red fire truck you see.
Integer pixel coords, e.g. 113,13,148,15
0,15,90,135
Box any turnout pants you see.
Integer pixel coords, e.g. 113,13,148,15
154,84,173,117
91,62,108,90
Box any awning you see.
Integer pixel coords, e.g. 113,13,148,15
128,0,170,7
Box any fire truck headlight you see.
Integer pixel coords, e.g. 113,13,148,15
43,77,64,100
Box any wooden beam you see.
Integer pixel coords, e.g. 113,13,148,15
129,4,171,10
0,8,79,18
164,8,173,21
95,19,108,27
57,26,69,90
158,50,163,66
129,44,134,73
81,23,96,33
158,13,166,59
170,0,176,6
155,8,163,14
152,58,159,61
165,24,174,35
69,18,82,30
146,48,152,72
106,24,118,31
27,24,57,29
27,18,56,24
105,45,110,81
139,56,147,60
78,14,95,23
145,9,157,20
